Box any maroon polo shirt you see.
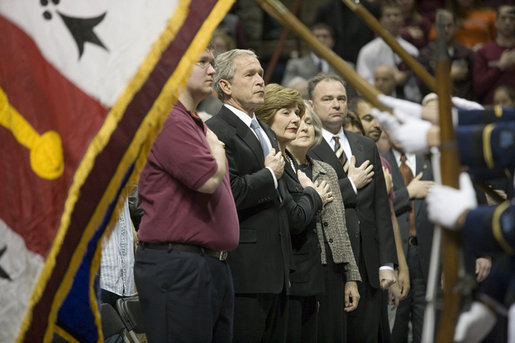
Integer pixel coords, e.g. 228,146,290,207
137,101,239,251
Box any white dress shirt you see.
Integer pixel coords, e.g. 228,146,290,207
311,53,329,73
392,149,416,176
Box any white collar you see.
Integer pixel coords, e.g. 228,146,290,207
224,104,256,128
392,148,416,168
322,127,344,143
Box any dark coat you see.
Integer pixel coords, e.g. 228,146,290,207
309,131,396,288
207,106,320,294
382,149,435,281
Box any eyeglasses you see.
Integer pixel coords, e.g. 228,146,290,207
196,59,215,69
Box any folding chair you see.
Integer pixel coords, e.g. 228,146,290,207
116,296,144,343
101,303,130,343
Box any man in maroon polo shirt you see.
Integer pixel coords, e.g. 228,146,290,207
134,45,239,343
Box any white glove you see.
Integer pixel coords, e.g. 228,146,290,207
452,97,484,110
426,172,477,228
371,108,432,154
378,94,423,119
454,302,496,343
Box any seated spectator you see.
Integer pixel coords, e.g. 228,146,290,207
374,65,399,97
429,0,497,51
398,0,432,49
357,1,421,102
419,9,476,100
474,5,515,105
416,0,445,23
282,23,349,86
493,85,515,106
285,76,309,100
315,0,381,64
218,9,247,48
211,28,236,57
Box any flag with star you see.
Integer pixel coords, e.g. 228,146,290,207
0,0,234,342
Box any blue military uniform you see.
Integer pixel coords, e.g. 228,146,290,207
455,106,515,314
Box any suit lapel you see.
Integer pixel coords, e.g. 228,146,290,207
218,107,265,164
310,139,346,178
282,150,298,181
384,150,403,187
345,130,364,165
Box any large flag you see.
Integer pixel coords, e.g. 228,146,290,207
0,0,234,341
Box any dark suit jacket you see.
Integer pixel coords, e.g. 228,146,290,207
206,106,292,294
309,131,396,288
282,153,324,296
382,149,434,281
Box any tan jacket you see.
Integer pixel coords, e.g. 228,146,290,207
312,157,361,282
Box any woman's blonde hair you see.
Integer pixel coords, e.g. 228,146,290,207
255,83,305,125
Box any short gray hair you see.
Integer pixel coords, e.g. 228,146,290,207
304,100,324,150
213,49,258,101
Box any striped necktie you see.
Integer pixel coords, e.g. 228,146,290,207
333,135,348,171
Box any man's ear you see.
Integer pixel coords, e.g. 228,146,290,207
308,99,314,108
219,79,231,96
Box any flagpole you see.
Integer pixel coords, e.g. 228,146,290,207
433,11,462,343
421,148,442,343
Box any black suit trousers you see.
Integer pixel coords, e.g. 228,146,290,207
347,252,382,343
233,291,288,343
134,247,234,343
317,242,348,343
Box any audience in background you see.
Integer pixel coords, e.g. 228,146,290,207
474,4,515,105
315,0,381,64
211,28,236,57
285,76,309,100
493,85,515,106
282,24,343,86
374,65,399,97
418,9,476,100
357,1,421,102
398,0,432,49
429,0,497,51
